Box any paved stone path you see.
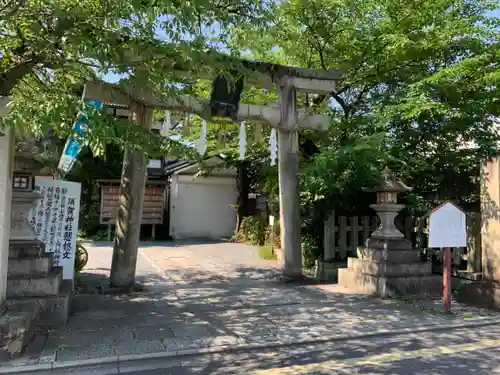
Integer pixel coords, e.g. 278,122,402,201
12,323,500,374
2,240,500,373
139,240,282,285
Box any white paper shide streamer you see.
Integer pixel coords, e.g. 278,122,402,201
160,111,171,137
238,121,247,160
269,128,278,166
197,119,207,155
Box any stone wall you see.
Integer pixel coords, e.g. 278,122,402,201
481,158,500,280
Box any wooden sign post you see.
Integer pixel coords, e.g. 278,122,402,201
428,202,467,313
99,181,166,241
269,215,275,254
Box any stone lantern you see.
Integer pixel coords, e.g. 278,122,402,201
362,168,412,239
338,168,440,297
10,152,43,241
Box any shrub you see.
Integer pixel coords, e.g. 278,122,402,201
236,216,267,246
265,219,281,249
258,245,277,260
301,234,322,269
79,198,102,239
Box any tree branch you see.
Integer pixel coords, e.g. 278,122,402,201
330,91,349,118
349,84,373,114
0,52,45,96
0,0,26,20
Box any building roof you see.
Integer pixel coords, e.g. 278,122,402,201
362,168,412,193
163,155,227,175
164,160,195,174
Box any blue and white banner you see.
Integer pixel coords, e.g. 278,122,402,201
57,100,102,173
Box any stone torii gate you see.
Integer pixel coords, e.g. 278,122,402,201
84,64,339,282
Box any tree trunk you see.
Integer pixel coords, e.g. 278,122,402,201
109,103,151,289
235,160,251,232
0,59,40,96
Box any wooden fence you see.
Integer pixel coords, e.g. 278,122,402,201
324,211,481,273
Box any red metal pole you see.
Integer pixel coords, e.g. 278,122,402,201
443,247,452,313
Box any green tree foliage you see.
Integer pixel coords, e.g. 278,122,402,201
0,0,269,95
228,0,500,261
231,0,500,208
0,0,270,155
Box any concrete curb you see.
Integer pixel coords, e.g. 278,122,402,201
2,317,500,374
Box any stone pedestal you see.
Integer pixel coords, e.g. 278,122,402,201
314,260,340,281
338,238,441,297
10,190,41,241
369,204,405,238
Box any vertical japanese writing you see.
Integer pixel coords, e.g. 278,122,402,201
49,187,60,256
63,196,75,261
31,185,45,233
55,187,67,266
43,186,53,244
36,185,46,237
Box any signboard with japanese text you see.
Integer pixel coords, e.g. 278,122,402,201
29,179,82,280
428,202,467,248
99,183,165,225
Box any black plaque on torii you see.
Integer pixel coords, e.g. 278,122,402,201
209,73,244,121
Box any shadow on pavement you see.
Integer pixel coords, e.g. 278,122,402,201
85,239,234,249
10,238,499,374
38,264,494,364
133,328,500,375
49,324,500,374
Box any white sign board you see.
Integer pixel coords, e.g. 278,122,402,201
147,159,162,169
269,215,275,227
428,202,467,248
29,179,82,280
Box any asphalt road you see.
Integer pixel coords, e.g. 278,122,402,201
21,323,500,375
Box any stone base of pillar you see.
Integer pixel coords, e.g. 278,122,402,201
1,239,72,359
338,238,441,297
274,248,284,263
314,260,342,282
10,190,41,241
456,280,500,311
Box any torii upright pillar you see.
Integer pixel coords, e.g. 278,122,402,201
110,101,152,288
278,81,302,277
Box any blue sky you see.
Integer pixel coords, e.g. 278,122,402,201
103,17,221,83
103,6,500,83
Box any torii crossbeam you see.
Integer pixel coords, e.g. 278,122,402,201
84,81,331,130
84,61,339,281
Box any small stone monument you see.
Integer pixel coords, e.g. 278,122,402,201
364,168,409,239
10,152,43,241
338,168,441,296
